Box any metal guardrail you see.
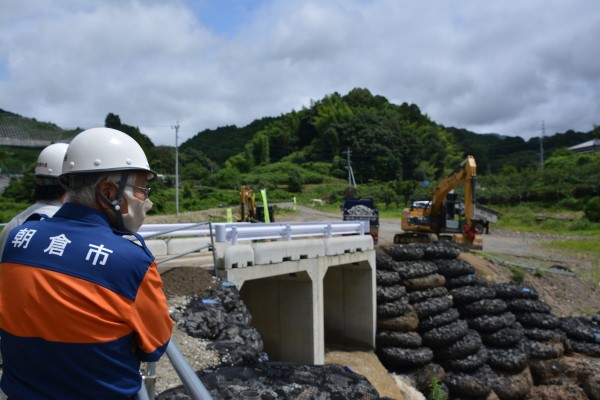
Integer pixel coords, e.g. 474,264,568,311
138,341,215,400
164,341,215,399
139,220,369,244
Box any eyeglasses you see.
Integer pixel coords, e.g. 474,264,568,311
126,184,151,200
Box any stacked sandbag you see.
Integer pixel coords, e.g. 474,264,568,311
375,249,434,372
435,282,497,399
504,297,565,361
409,243,491,399
404,245,495,399
560,316,600,358
471,282,538,400
378,244,453,398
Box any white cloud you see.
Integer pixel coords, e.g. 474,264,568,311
0,0,599,146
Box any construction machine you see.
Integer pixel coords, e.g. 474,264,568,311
239,186,274,222
239,186,257,222
394,155,483,249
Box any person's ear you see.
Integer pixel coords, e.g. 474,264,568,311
97,180,117,210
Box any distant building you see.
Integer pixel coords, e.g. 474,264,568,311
568,138,600,153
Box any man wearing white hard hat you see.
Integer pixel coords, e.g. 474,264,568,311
0,127,173,399
0,142,69,256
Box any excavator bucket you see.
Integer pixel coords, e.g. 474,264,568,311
452,234,483,250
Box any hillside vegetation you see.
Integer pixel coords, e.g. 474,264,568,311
1,88,600,227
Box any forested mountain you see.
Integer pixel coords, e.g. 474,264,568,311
182,88,597,181
2,89,597,181
449,127,597,174
2,88,599,216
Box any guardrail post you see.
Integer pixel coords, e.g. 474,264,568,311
231,226,238,245
209,222,218,276
282,224,292,240
215,224,226,243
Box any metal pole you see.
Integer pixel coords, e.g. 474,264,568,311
172,122,180,216
166,341,214,400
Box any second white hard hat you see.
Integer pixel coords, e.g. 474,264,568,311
35,142,69,177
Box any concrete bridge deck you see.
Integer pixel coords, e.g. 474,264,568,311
141,222,376,365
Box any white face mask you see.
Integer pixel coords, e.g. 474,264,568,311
121,190,153,232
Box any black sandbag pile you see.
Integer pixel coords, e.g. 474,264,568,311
159,280,387,400
422,250,493,398
375,249,435,374
451,280,532,399
505,296,565,361
378,243,478,396
560,316,600,358
377,243,538,399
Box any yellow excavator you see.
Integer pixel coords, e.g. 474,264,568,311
239,185,257,222
394,155,483,249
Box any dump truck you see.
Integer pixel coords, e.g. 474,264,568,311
342,198,379,245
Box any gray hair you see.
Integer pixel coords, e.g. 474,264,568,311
65,172,136,206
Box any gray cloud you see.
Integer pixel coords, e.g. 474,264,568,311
0,0,598,145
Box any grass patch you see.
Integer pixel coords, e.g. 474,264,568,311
494,203,600,235
542,238,600,286
542,238,600,257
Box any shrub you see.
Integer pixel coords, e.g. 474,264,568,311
510,266,525,283
584,196,600,222
556,197,583,210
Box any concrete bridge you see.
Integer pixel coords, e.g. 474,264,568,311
139,221,376,365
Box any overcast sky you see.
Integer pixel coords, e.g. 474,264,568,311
1,0,599,146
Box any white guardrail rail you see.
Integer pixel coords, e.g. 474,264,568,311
138,220,370,244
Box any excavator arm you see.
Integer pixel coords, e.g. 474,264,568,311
427,155,477,228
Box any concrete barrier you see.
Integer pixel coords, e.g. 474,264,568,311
145,239,168,256
252,239,326,264
223,245,254,269
166,238,212,255
324,235,373,255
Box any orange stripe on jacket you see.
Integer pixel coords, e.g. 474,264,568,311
127,262,173,353
0,262,172,349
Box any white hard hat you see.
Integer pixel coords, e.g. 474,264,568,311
35,143,69,177
62,127,155,178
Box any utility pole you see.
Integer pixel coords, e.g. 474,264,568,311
172,121,180,216
344,147,356,188
540,120,545,168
